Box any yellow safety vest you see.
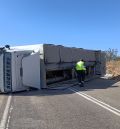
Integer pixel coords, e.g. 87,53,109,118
76,61,86,71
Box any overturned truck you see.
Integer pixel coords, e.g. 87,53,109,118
0,44,106,93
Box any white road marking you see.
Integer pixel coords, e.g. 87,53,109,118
69,88,120,117
79,91,120,113
6,105,13,129
0,95,12,129
6,115,10,129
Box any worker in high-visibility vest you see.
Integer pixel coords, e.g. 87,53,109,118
75,59,86,86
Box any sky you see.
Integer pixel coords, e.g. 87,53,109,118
0,0,120,54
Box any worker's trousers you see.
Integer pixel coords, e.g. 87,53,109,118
76,70,85,83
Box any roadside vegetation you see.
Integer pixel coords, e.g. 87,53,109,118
105,48,120,77
106,60,120,77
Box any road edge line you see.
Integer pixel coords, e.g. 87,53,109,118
79,91,120,113
69,88,120,117
0,95,12,129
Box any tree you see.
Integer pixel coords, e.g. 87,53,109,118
105,48,118,61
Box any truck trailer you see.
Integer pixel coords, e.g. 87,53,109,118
0,44,106,93
12,44,106,88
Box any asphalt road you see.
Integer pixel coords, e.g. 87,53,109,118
1,78,120,129
0,94,8,121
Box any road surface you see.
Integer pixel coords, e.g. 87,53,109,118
0,78,120,129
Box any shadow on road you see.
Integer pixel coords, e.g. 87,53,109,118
11,75,120,97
